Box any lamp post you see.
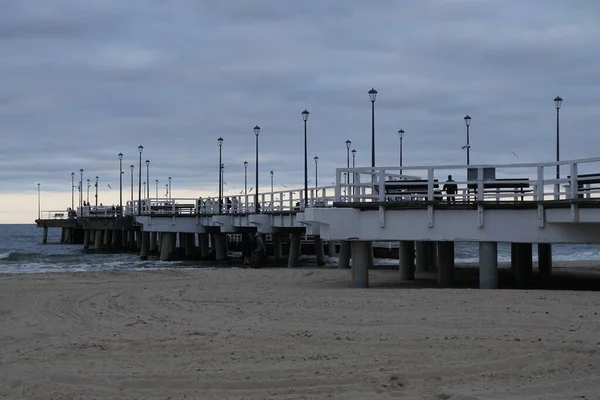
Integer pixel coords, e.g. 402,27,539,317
118,153,123,215
168,177,171,199
129,165,134,202
155,179,158,199
351,149,356,191
79,169,83,211
554,95,563,196
368,88,378,168
243,161,248,195
270,170,274,193
71,172,75,212
398,129,405,174
95,176,99,206
314,156,318,187
137,145,143,215
464,115,471,165
145,160,150,199
165,183,168,198
345,140,351,196
254,125,260,213
37,183,40,220
302,109,309,208
86,179,90,203
143,182,146,201
218,137,223,214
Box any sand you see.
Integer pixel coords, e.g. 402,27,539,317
1,266,600,400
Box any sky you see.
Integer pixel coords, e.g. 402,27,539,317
1,0,600,223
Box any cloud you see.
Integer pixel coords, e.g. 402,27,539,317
1,0,600,222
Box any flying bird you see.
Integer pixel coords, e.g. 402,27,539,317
281,184,289,188
107,184,112,189
511,151,520,159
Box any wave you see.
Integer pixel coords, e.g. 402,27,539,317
0,251,42,261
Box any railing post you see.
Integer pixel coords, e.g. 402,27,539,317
334,168,342,202
536,166,544,201
378,168,385,202
427,168,434,201
569,163,578,200
477,168,484,201
355,174,361,202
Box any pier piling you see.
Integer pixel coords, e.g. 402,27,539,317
479,241,498,289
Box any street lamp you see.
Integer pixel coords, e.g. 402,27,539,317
368,88,378,168
118,153,123,215
145,160,150,199
270,170,274,193
79,169,83,211
95,176,99,206
302,109,309,209
70,172,75,211
37,183,40,220
86,179,90,203
398,129,405,175
155,179,158,199
464,115,472,165
352,149,356,188
254,125,260,213
129,165,134,202
218,137,223,214
314,156,318,187
243,161,248,195
345,140,351,196
165,183,168,198
554,95,563,193
168,176,172,199
137,145,143,215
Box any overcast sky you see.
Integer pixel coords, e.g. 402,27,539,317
1,0,600,222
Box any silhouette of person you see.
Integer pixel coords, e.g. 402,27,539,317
443,175,458,203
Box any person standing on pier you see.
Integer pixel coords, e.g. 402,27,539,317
443,175,458,203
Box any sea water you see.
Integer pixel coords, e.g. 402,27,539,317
1,224,599,274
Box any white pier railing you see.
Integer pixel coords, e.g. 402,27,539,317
335,157,600,203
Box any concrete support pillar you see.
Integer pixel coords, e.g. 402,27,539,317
369,243,375,268
479,241,498,289
83,230,90,250
111,229,119,249
515,243,533,288
288,232,302,268
102,229,111,247
538,243,552,276
135,231,141,250
314,235,326,266
338,241,351,269
64,227,71,244
351,241,371,288
178,232,185,251
140,231,150,260
510,243,517,272
437,241,455,288
42,226,48,244
415,241,429,273
169,232,176,256
198,233,209,258
214,233,226,260
60,227,66,243
149,232,158,253
185,233,196,259
159,232,174,261
399,240,415,280
327,241,336,257
125,230,133,250
94,229,103,250
273,234,283,259
428,241,438,267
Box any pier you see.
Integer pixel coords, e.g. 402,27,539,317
35,156,600,290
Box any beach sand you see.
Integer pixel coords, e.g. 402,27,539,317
1,265,600,399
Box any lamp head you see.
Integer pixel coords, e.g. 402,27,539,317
71,172,75,178
145,159,149,166
138,145,143,154
244,161,248,167
368,88,378,102
217,137,223,146
345,139,351,149
254,125,260,136
118,152,123,160
314,156,318,163
352,149,356,156
464,115,472,127
554,95,563,109
301,109,309,122
398,129,405,139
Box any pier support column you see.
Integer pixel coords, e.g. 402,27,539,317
140,231,150,261
159,232,174,261
369,243,375,268
510,243,517,272
327,241,336,257
214,233,226,260
83,229,90,250
169,232,176,256
198,233,209,258
515,243,533,288
94,229,103,250
135,231,142,251
538,243,552,276
288,232,302,268
111,229,119,249
479,242,498,289
64,227,72,244
60,227,66,243
351,241,370,288
338,241,351,269
103,229,112,247
415,241,429,273
42,226,48,244
185,233,196,259
149,232,158,253
399,240,415,280
428,241,438,267
273,234,283,259
437,241,455,288
314,235,326,266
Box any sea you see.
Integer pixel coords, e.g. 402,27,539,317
1,224,600,274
